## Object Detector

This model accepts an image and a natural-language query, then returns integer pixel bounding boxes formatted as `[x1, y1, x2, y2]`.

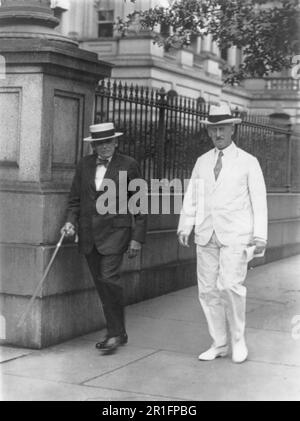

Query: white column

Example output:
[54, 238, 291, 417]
[196, 36, 202, 54]
[228, 46, 237, 66]
[201, 34, 212, 52]
[83, 0, 94, 38]
[211, 40, 219, 56]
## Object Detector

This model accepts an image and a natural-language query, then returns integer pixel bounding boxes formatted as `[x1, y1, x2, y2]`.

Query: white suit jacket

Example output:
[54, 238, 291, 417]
[178, 142, 268, 246]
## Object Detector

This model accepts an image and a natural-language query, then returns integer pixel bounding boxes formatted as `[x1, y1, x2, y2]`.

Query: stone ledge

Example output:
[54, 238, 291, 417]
[0, 289, 104, 349]
[0, 259, 196, 348]
[1, 42, 112, 82]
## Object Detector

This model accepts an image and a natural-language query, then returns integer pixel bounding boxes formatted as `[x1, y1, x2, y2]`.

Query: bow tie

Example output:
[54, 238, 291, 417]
[96, 157, 109, 167]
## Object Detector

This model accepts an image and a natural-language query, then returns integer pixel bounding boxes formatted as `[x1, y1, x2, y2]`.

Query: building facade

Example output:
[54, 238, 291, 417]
[52, 0, 300, 126]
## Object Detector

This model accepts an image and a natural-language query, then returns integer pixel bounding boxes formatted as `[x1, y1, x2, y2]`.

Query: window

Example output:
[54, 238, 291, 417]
[236, 48, 242, 67]
[97, 10, 114, 38]
[221, 48, 228, 62]
[160, 22, 170, 37]
[188, 34, 198, 52]
[196, 96, 206, 111]
[167, 89, 178, 103]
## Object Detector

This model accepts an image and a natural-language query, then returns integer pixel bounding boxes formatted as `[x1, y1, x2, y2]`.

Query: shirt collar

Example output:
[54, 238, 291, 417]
[97, 154, 113, 163]
[214, 141, 236, 157]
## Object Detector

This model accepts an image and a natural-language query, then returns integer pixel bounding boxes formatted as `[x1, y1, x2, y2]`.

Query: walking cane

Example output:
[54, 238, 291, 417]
[17, 232, 66, 328]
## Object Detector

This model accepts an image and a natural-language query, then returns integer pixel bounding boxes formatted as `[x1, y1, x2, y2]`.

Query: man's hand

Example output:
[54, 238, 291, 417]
[178, 232, 190, 247]
[248, 238, 266, 255]
[127, 240, 141, 259]
[61, 222, 76, 238]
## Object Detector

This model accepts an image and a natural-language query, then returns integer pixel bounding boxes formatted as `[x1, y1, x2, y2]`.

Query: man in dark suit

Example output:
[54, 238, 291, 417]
[61, 122, 147, 353]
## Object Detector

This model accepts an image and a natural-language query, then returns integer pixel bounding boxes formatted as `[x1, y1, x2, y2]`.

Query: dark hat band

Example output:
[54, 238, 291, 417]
[208, 114, 235, 123]
[91, 129, 115, 139]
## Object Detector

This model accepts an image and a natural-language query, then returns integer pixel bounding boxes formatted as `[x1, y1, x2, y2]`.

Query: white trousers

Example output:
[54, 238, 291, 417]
[196, 232, 248, 347]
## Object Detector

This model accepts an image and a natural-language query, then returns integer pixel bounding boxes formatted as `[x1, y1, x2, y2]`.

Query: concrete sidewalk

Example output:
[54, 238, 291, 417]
[1, 255, 300, 401]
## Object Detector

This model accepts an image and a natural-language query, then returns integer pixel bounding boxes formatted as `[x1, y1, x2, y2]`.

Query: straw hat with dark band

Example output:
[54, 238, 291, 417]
[199, 104, 242, 125]
[84, 122, 123, 142]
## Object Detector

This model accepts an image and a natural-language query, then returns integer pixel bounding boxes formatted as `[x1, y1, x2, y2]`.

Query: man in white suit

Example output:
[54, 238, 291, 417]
[177, 104, 268, 363]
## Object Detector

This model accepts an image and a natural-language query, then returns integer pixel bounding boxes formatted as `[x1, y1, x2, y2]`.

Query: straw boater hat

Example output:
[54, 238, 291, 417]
[84, 122, 123, 142]
[199, 104, 242, 125]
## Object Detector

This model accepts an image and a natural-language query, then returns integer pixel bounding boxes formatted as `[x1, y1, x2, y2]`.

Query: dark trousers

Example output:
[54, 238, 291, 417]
[86, 246, 125, 337]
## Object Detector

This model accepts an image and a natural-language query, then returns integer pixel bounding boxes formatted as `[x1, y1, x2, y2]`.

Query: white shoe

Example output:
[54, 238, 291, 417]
[198, 345, 229, 361]
[232, 338, 248, 363]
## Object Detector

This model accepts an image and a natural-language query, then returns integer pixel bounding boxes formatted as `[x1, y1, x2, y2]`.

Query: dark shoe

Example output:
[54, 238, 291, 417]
[120, 332, 128, 345]
[101, 336, 121, 353]
[96, 333, 128, 350]
[95, 336, 110, 350]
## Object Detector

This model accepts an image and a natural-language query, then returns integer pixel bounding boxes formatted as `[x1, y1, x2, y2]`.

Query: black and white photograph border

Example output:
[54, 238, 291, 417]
[0, 0, 300, 404]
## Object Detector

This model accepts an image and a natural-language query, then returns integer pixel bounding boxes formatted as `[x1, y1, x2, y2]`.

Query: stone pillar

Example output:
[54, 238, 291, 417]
[211, 40, 219, 56]
[227, 46, 237, 67]
[201, 34, 212, 52]
[195, 36, 201, 54]
[0, 0, 112, 348]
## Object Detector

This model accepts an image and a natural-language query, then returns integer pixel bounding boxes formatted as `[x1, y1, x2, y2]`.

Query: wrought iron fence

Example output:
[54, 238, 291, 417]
[95, 80, 292, 192]
[233, 113, 292, 192]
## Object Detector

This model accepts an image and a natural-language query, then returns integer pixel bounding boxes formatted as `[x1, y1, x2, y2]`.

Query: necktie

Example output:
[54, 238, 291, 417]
[214, 150, 223, 180]
[96, 157, 109, 167]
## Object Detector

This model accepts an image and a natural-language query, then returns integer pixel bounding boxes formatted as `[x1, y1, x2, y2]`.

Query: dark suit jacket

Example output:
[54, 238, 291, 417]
[66, 151, 147, 255]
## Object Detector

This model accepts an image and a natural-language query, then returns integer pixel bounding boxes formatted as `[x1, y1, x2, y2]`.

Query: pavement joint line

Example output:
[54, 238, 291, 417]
[1, 370, 181, 393]
[82, 384, 188, 401]
[244, 358, 300, 369]
[35, 338, 113, 352]
[0, 352, 36, 365]
[3, 351, 300, 389]
[246, 326, 295, 334]
[246, 298, 289, 305]
[83, 340, 162, 354]
[92, 346, 300, 367]
[80, 349, 162, 386]
[246, 326, 292, 334]
[57, 338, 207, 355]
[131, 343, 209, 354]
[86, 383, 207, 402]
[1, 373, 182, 403]
[284, 290, 300, 293]
[81, 384, 189, 401]
[126, 313, 206, 324]
[246, 308, 261, 315]
[0, 371, 100, 388]
[1, 349, 162, 386]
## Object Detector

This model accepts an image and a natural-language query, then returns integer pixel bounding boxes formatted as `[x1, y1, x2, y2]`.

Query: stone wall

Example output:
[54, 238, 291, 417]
[1, 186, 299, 348]
[0, 0, 111, 348]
